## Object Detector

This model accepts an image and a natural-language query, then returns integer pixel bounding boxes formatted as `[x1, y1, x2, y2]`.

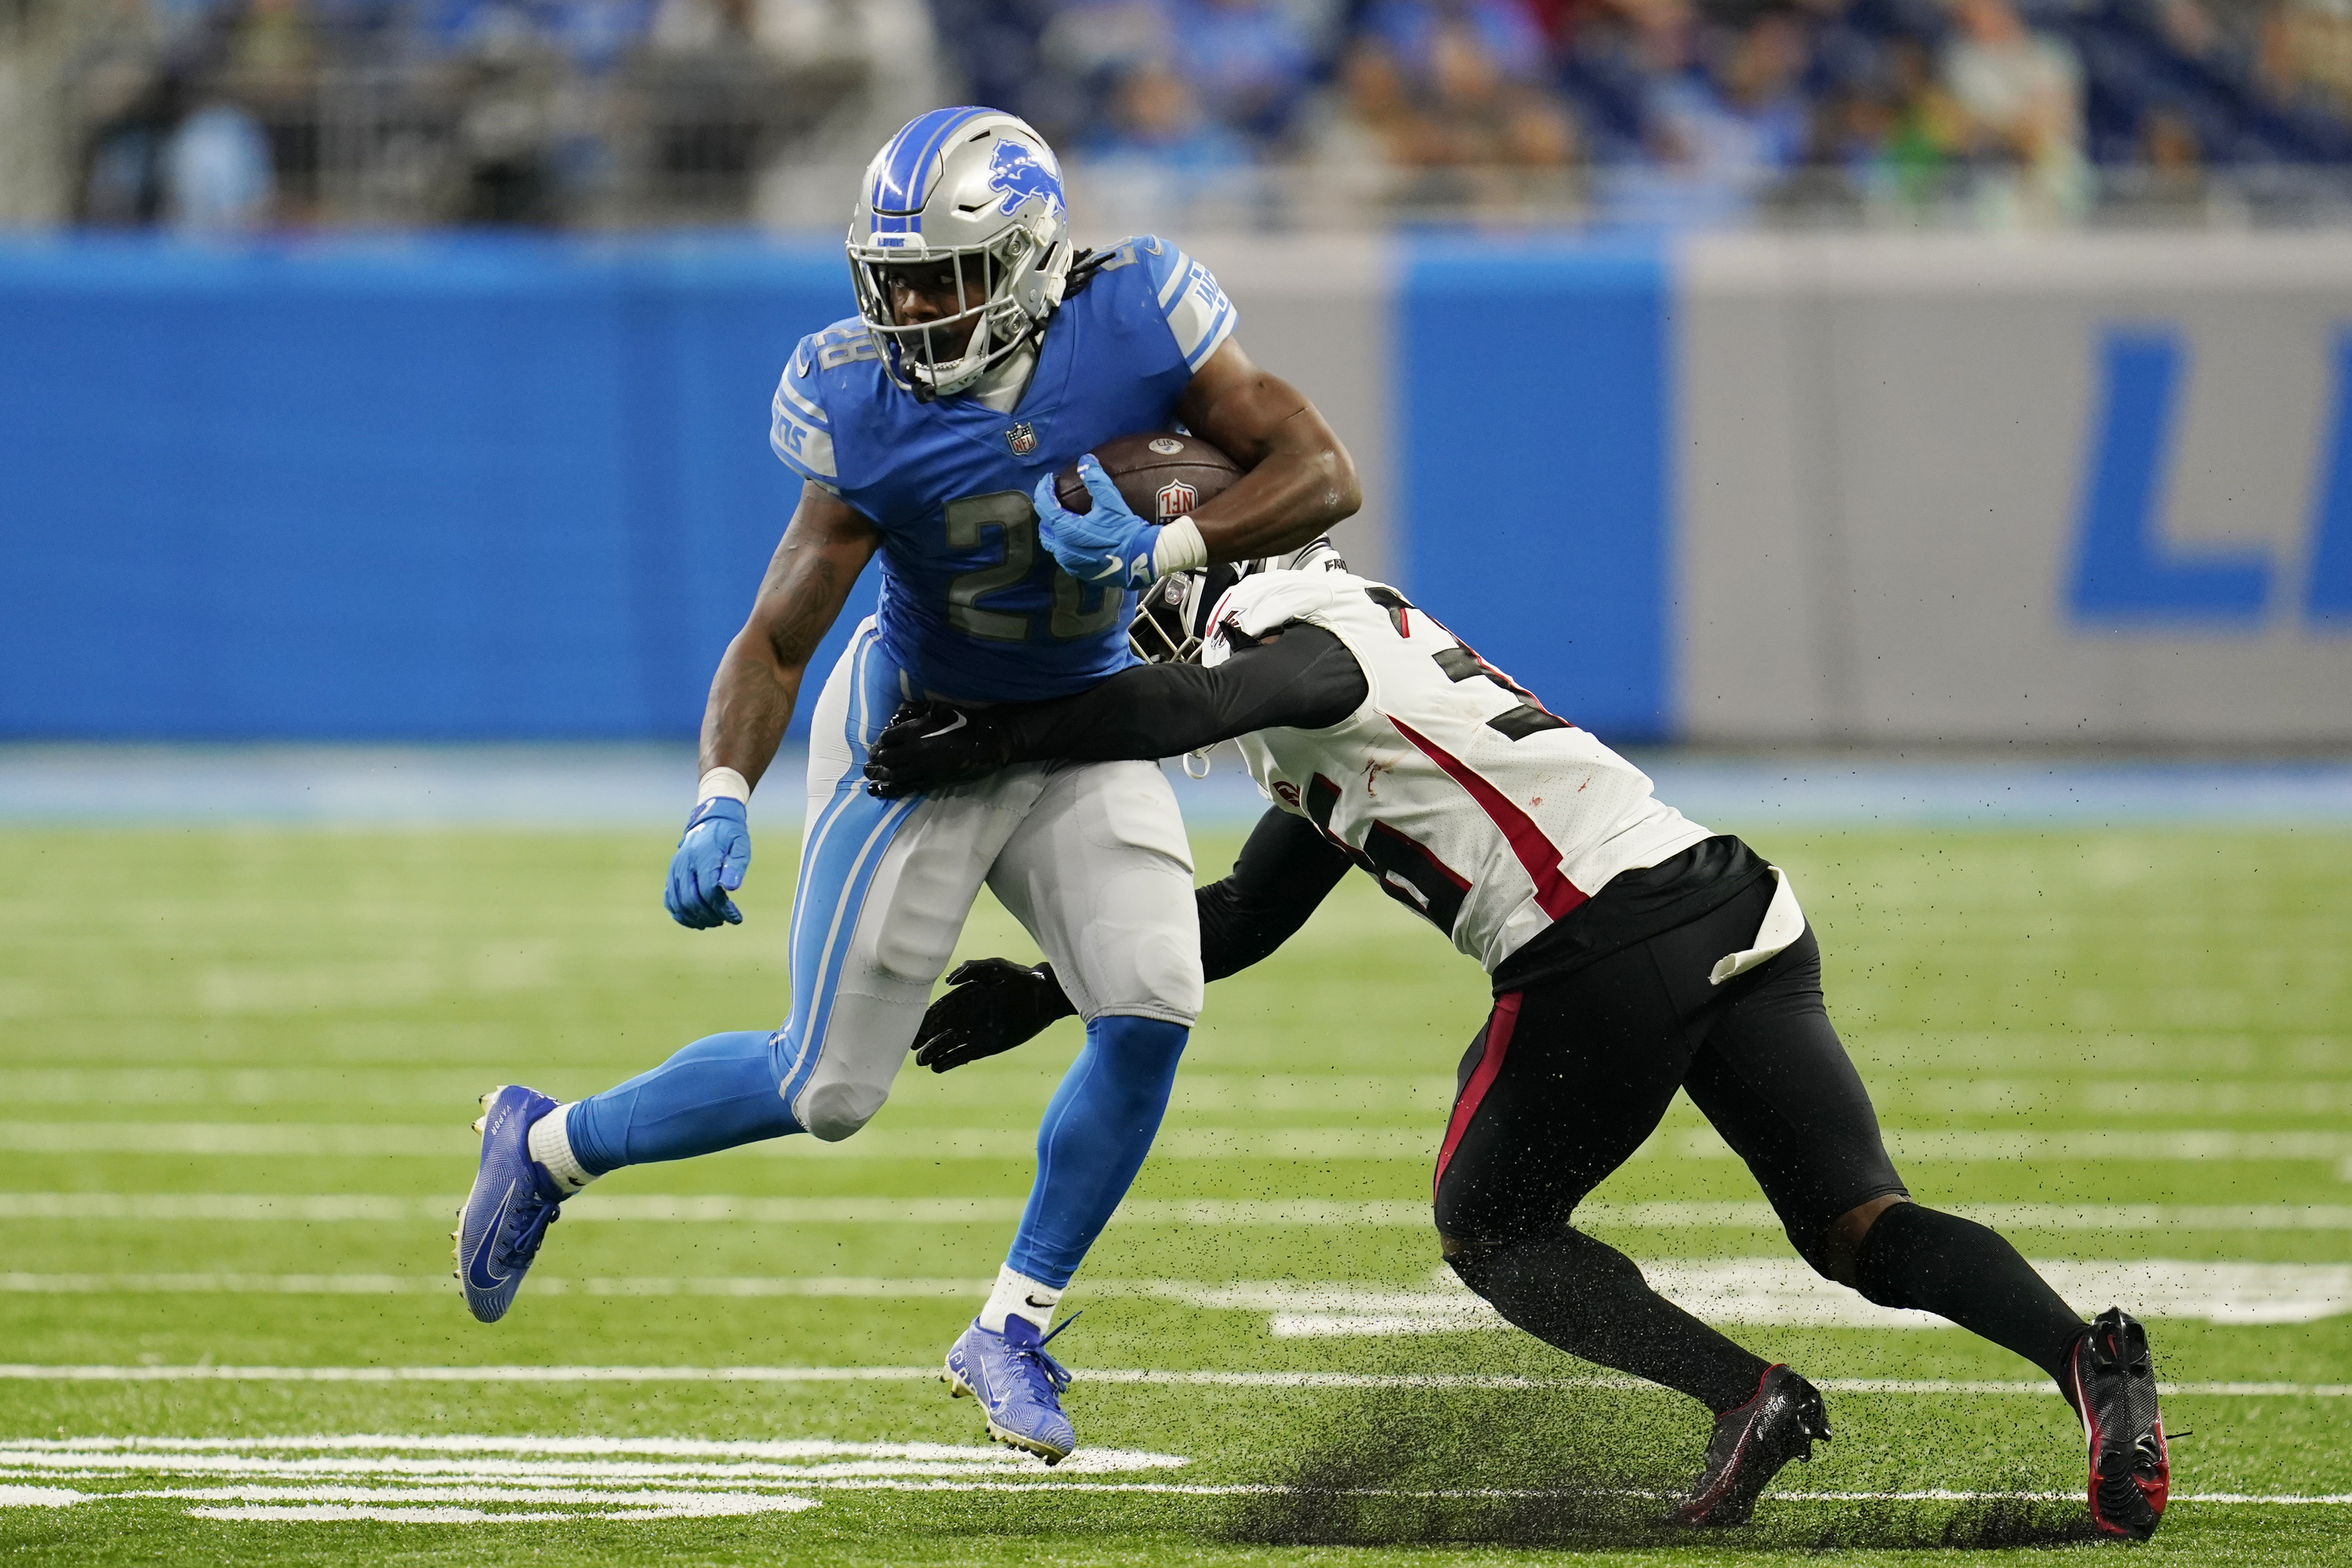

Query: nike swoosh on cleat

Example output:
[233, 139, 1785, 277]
[463, 1180, 517, 1292]
[1025, 1296, 1055, 1308]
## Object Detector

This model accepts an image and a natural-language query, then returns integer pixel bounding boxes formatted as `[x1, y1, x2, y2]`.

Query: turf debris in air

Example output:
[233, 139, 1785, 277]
[1217, 1381, 2104, 1550]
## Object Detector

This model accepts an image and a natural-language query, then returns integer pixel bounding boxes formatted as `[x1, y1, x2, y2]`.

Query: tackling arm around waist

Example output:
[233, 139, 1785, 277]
[994, 623, 1368, 764]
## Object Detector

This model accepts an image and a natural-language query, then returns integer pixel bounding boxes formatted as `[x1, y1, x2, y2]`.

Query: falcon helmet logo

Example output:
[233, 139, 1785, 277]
[1154, 479, 1198, 519]
[1005, 422, 1038, 456]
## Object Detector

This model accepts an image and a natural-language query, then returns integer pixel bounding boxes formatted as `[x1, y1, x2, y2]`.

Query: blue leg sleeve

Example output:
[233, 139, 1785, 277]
[564, 1030, 800, 1175]
[1003, 1015, 1189, 1289]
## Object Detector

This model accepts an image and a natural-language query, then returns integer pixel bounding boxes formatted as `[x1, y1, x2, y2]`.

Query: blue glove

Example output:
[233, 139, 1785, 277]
[1034, 454, 1159, 591]
[665, 797, 751, 929]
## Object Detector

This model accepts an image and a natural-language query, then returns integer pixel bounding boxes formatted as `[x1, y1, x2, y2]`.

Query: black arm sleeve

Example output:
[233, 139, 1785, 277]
[994, 625, 1367, 764]
[1196, 805, 1355, 983]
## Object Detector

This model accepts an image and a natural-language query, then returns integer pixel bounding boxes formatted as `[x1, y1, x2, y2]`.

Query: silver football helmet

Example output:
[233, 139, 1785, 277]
[1129, 537, 1348, 665]
[847, 107, 1075, 401]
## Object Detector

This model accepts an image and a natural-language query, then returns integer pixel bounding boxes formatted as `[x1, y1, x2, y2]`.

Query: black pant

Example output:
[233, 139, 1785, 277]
[1434, 875, 1909, 1272]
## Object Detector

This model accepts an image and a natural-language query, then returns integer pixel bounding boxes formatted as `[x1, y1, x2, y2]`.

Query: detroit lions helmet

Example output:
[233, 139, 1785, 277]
[1129, 538, 1349, 665]
[848, 107, 1075, 401]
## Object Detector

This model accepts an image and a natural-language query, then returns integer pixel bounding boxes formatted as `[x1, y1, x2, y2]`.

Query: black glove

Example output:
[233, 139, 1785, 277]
[863, 699, 1017, 798]
[911, 958, 1078, 1072]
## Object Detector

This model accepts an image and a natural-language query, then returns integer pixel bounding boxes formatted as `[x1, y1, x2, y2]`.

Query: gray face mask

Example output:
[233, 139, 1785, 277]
[1127, 539, 1349, 666]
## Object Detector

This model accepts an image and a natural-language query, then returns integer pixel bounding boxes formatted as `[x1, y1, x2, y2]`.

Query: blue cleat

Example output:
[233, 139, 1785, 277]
[453, 1084, 564, 1323]
[943, 1313, 1081, 1464]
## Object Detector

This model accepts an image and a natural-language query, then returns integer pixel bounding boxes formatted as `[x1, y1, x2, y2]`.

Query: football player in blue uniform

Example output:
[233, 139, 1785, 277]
[453, 107, 1359, 1463]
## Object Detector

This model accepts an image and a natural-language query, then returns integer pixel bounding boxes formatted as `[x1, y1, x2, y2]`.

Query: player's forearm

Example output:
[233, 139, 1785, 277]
[1197, 807, 1353, 981]
[995, 665, 1215, 763]
[996, 629, 1367, 764]
[697, 632, 805, 788]
[700, 486, 878, 789]
[1190, 408, 1359, 563]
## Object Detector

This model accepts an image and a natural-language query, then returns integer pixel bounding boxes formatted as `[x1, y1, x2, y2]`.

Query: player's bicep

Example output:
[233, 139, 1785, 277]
[1178, 339, 1347, 480]
[745, 483, 880, 672]
[1177, 338, 1278, 464]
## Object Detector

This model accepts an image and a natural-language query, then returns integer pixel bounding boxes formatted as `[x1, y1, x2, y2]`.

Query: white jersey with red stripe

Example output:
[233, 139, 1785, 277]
[1200, 569, 1714, 976]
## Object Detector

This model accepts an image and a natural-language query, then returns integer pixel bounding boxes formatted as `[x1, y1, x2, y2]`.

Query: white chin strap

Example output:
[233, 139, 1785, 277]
[915, 303, 1033, 399]
[914, 320, 992, 396]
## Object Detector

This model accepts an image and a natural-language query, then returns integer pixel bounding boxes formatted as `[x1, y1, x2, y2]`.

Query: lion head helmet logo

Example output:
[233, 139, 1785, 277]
[985, 139, 1063, 218]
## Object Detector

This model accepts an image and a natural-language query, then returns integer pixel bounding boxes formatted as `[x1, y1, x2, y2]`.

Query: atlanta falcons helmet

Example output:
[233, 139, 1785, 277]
[1129, 538, 1349, 665]
[847, 107, 1075, 401]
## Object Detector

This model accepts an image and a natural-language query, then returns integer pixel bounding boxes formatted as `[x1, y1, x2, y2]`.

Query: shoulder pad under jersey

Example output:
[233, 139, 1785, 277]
[1097, 234, 1239, 375]
[770, 319, 880, 492]
[1202, 570, 1358, 667]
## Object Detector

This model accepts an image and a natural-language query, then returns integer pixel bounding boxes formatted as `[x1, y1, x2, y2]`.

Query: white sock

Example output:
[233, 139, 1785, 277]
[979, 1265, 1061, 1334]
[526, 1103, 594, 1197]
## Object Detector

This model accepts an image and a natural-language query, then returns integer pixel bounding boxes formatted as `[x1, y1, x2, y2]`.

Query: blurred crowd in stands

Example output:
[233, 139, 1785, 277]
[4, 0, 2352, 232]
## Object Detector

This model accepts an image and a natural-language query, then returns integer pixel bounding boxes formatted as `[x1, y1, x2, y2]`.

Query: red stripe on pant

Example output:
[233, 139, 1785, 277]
[1433, 990, 1524, 1199]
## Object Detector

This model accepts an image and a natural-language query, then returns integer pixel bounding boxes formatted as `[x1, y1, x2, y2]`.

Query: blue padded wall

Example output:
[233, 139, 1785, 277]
[0, 234, 1678, 743]
[1398, 239, 1670, 742]
[0, 236, 871, 740]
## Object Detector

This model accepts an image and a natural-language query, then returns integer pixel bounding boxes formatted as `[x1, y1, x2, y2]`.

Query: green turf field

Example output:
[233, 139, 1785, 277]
[1, 821, 2349, 1565]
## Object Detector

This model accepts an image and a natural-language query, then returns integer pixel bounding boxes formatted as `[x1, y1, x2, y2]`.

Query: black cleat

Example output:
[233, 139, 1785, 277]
[1665, 1364, 1830, 1527]
[2066, 1307, 2169, 1541]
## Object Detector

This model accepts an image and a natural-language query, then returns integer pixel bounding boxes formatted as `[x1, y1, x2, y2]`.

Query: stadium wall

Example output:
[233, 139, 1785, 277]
[3, 231, 2349, 745]
[0, 236, 868, 742]
[1678, 232, 2352, 748]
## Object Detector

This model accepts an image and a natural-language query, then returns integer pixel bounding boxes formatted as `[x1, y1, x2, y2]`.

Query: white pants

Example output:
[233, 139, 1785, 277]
[777, 619, 1203, 1141]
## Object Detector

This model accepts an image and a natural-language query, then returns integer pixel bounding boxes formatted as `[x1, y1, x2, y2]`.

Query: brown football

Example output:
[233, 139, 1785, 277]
[1053, 431, 1242, 523]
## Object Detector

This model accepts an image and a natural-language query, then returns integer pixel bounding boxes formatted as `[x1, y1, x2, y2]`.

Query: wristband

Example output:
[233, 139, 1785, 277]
[1152, 514, 1208, 577]
[696, 766, 751, 806]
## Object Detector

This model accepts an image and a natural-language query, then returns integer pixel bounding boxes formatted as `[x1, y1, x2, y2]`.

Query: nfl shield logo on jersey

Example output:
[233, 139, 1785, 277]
[1005, 423, 1038, 456]
[1154, 479, 1198, 519]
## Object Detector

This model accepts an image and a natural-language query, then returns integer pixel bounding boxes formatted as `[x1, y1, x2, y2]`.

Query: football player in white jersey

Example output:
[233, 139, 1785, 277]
[862, 544, 2171, 1541]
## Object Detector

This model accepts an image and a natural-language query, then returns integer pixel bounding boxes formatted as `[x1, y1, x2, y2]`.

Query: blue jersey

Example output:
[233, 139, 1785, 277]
[769, 236, 1238, 703]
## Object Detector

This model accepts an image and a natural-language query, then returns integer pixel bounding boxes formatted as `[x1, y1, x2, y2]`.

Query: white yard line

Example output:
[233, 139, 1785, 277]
[0, 1450, 1187, 1481]
[9, 1260, 2351, 1327]
[7, 1193, 2352, 1229]
[0, 1123, 1438, 1161]
[1, 1364, 2345, 1395]
[0, 1070, 1460, 1112]
[8, 1121, 2352, 1163]
[0, 1273, 993, 1297]
[1, 1434, 1179, 1462]
[1581, 1202, 2352, 1231]
[0, 1193, 1027, 1223]
[3, 1434, 2348, 1525]
[10, 1482, 2352, 1513]
[1262, 1261, 2352, 1331]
